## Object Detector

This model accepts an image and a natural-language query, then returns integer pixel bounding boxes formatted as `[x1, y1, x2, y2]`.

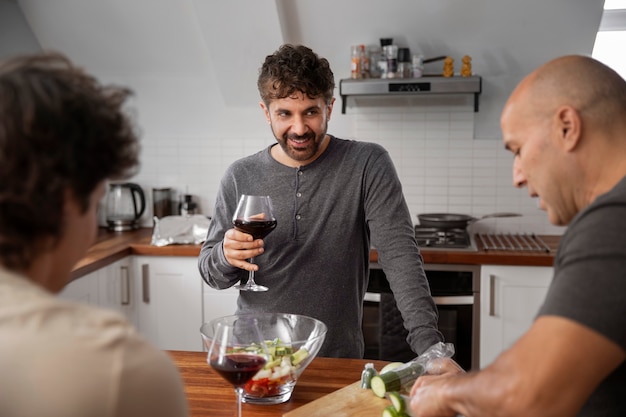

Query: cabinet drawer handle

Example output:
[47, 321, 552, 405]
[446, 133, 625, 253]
[121, 266, 130, 305]
[489, 274, 496, 317]
[142, 264, 150, 303]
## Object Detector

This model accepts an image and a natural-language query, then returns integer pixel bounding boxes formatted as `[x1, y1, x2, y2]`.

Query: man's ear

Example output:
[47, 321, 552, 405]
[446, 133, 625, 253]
[326, 97, 336, 121]
[555, 105, 582, 152]
[260, 101, 271, 124]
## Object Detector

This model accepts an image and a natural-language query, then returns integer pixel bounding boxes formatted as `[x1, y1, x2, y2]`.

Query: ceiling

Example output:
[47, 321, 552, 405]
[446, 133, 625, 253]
[14, 0, 605, 136]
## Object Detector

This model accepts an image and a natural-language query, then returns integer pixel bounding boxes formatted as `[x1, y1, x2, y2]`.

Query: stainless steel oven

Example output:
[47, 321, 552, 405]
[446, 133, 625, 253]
[363, 263, 480, 371]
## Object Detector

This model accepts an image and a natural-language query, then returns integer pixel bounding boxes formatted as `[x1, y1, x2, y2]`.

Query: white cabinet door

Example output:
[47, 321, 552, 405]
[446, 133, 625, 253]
[203, 283, 239, 323]
[133, 256, 204, 352]
[59, 269, 101, 304]
[97, 257, 137, 326]
[480, 265, 553, 368]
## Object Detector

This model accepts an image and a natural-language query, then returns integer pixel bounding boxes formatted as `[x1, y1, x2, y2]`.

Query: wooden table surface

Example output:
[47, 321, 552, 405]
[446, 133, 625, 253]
[167, 350, 389, 417]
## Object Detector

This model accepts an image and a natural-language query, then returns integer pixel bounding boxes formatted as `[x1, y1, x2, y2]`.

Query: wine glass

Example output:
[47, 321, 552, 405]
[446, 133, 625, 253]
[232, 195, 277, 292]
[202, 318, 268, 417]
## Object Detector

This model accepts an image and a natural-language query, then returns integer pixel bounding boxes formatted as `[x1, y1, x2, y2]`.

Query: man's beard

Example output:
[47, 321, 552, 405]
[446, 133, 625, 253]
[276, 129, 326, 162]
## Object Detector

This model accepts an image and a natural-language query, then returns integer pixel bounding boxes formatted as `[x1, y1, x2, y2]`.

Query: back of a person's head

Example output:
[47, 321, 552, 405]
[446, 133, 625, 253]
[532, 55, 626, 131]
[0, 52, 140, 270]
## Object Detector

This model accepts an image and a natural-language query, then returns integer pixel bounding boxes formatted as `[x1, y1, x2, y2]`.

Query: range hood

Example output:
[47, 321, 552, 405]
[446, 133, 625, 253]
[339, 76, 482, 114]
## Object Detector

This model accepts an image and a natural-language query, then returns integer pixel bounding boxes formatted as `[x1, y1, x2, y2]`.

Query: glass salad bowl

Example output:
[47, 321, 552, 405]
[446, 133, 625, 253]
[200, 312, 328, 404]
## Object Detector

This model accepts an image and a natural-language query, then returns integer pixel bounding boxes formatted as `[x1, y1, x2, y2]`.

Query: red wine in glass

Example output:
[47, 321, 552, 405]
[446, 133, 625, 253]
[202, 318, 269, 417]
[232, 195, 277, 292]
[233, 219, 277, 240]
[210, 353, 267, 387]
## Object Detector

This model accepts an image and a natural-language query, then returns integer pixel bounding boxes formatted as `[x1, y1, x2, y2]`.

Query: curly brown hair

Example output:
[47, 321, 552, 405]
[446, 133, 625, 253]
[0, 52, 140, 270]
[257, 44, 335, 106]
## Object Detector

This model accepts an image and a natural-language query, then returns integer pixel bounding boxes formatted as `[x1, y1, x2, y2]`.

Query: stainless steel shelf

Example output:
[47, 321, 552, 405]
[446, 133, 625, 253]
[339, 75, 482, 113]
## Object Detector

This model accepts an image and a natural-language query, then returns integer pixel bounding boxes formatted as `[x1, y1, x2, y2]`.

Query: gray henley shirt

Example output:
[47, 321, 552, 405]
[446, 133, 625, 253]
[199, 136, 443, 357]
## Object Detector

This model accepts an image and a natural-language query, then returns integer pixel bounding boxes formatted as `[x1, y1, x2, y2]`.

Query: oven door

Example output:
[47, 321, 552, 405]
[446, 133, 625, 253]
[433, 295, 475, 371]
[364, 264, 479, 370]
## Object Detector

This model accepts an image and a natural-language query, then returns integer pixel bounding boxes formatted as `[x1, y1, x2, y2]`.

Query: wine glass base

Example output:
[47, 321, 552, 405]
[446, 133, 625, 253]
[234, 283, 268, 292]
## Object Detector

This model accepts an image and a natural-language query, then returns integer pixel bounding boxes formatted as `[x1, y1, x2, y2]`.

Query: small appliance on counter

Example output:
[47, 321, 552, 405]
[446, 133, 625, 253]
[179, 194, 198, 216]
[105, 182, 146, 231]
[152, 187, 173, 219]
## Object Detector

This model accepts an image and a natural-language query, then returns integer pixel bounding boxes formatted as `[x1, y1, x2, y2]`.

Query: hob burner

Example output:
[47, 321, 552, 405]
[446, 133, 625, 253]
[415, 226, 471, 249]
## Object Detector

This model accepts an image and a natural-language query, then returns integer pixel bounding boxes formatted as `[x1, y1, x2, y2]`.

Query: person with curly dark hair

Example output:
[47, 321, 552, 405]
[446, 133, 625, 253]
[0, 52, 189, 417]
[199, 44, 443, 358]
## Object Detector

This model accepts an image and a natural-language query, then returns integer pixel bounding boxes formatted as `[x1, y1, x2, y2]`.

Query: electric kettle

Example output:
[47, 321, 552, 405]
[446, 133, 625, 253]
[105, 182, 146, 231]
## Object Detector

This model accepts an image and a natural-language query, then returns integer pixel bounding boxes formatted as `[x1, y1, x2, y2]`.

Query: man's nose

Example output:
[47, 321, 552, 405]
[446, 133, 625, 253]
[512, 159, 526, 188]
[291, 115, 308, 135]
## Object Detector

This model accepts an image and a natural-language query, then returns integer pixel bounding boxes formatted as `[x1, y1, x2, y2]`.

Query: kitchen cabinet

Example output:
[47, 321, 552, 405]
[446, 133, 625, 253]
[97, 257, 137, 325]
[132, 256, 204, 351]
[479, 265, 553, 368]
[59, 268, 100, 304]
[60, 257, 137, 326]
[203, 282, 238, 324]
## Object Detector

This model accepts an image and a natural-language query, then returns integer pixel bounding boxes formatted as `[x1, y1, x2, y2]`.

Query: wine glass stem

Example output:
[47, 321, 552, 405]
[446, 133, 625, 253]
[235, 387, 244, 417]
[246, 258, 255, 287]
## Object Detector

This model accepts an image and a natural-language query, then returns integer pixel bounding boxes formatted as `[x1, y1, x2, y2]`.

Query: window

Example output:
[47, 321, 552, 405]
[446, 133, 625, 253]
[592, 0, 626, 77]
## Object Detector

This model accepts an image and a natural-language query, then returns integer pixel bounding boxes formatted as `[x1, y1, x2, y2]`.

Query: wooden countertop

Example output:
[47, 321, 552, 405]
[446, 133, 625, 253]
[72, 227, 558, 280]
[166, 350, 388, 417]
[70, 227, 200, 279]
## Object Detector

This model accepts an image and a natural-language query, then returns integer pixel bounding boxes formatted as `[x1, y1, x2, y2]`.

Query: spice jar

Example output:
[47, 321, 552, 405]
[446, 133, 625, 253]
[397, 47, 411, 78]
[351, 45, 362, 79]
[383, 44, 398, 78]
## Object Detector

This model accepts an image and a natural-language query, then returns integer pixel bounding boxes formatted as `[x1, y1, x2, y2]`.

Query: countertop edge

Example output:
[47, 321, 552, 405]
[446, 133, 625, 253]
[71, 228, 557, 280]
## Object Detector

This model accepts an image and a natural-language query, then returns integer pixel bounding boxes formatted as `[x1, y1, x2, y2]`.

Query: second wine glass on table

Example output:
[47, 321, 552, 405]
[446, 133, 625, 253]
[232, 195, 277, 292]
[200, 318, 269, 417]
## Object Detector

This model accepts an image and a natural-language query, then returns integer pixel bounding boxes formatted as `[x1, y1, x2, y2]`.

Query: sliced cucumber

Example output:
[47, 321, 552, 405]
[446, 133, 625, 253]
[371, 362, 425, 398]
[290, 347, 309, 365]
[371, 374, 400, 398]
[263, 358, 282, 370]
[380, 362, 404, 374]
[387, 391, 405, 413]
[382, 405, 399, 417]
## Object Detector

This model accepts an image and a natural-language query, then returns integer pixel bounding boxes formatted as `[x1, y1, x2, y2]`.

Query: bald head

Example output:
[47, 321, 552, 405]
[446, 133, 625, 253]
[501, 56, 626, 226]
[504, 55, 626, 134]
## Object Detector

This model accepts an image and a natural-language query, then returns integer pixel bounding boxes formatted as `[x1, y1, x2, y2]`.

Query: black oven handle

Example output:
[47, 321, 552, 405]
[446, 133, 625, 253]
[432, 295, 474, 305]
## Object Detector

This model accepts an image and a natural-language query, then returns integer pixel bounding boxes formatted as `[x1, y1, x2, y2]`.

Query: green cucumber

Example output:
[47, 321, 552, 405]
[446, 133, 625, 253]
[263, 358, 282, 370]
[388, 391, 405, 413]
[370, 362, 425, 397]
[371, 374, 400, 397]
[290, 347, 309, 365]
[382, 405, 399, 417]
[380, 362, 403, 374]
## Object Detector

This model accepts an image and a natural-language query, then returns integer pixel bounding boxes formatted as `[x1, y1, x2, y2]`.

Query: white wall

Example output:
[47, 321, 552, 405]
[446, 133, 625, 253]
[0, 0, 41, 55]
[6, 0, 605, 235]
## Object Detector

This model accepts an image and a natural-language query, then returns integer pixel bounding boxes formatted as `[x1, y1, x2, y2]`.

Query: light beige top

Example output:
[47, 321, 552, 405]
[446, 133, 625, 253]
[0, 267, 189, 417]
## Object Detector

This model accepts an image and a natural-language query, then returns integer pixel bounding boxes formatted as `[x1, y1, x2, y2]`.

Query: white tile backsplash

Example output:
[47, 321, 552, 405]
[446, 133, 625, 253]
[129, 100, 565, 236]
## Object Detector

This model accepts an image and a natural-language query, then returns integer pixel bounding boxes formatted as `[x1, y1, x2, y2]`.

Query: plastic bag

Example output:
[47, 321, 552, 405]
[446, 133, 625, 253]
[151, 214, 211, 247]
[405, 342, 455, 375]
[414, 341, 456, 371]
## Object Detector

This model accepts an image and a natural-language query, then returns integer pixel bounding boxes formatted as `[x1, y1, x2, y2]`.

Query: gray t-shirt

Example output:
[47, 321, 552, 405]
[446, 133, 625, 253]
[539, 176, 626, 416]
[199, 136, 443, 358]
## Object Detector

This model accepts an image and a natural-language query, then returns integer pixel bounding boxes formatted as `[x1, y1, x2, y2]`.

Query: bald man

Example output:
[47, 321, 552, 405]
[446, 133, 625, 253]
[408, 55, 626, 417]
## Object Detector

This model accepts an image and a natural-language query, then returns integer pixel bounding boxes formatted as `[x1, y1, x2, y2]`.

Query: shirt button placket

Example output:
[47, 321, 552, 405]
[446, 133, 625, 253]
[296, 170, 303, 221]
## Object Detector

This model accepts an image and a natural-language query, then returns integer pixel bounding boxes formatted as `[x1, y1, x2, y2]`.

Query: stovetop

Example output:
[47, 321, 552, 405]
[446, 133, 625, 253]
[413, 226, 556, 253]
[414, 226, 475, 250]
